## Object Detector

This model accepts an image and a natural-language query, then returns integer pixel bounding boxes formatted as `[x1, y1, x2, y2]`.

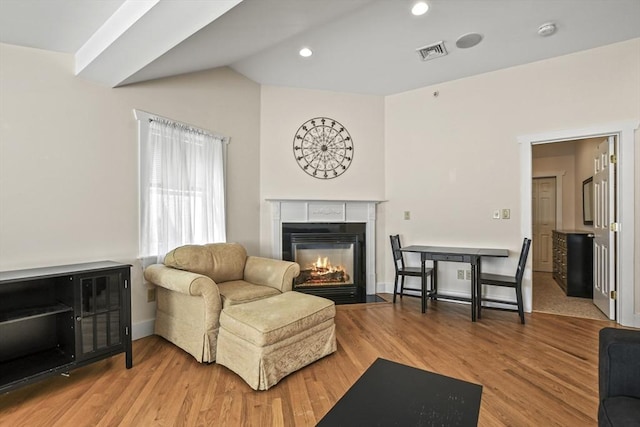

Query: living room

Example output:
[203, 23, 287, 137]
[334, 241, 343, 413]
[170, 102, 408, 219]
[1, 0, 639, 425]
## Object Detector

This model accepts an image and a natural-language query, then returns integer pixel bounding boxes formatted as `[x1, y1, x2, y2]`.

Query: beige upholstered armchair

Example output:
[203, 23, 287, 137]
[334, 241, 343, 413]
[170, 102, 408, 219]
[143, 243, 300, 363]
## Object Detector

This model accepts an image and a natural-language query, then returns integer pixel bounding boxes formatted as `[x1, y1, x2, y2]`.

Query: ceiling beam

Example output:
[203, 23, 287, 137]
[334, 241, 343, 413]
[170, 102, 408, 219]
[74, 0, 242, 87]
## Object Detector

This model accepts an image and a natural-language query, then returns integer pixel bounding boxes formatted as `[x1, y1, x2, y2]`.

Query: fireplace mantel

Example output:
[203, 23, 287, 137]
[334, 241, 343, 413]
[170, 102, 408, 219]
[267, 199, 384, 295]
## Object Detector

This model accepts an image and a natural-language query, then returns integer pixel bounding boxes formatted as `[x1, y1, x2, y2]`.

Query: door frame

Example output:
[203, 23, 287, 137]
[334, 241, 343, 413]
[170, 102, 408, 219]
[518, 120, 639, 328]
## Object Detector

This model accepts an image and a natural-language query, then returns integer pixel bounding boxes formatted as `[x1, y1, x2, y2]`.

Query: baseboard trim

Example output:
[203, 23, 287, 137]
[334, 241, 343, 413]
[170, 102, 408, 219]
[132, 318, 155, 341]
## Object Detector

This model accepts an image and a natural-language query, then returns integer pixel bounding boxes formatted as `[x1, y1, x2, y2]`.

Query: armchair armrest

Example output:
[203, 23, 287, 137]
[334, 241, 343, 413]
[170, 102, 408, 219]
[243, 257, 300, 293]
[599, 327, 640, 400]
[144, 264, 221, 303]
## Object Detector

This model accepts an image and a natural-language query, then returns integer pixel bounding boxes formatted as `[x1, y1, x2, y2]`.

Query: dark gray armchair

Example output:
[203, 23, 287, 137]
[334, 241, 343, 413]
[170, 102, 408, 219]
[598, 327, 640, 426]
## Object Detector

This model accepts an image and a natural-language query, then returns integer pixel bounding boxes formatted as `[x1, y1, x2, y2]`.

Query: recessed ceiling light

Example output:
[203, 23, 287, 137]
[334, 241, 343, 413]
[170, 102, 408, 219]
[299, 47, 313, 57]
[538, 22, 557, 37]
[456, 33, 483, 49]
[411, 1, 429, 16]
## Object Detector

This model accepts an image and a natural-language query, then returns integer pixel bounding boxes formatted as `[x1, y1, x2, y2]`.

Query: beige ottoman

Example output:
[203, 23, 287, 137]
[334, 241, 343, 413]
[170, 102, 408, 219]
[216, 291, 336, 390]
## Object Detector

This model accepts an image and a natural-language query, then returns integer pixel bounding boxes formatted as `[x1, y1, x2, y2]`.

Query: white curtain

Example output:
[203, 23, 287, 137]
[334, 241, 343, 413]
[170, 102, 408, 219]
[140, 119, 226, 262]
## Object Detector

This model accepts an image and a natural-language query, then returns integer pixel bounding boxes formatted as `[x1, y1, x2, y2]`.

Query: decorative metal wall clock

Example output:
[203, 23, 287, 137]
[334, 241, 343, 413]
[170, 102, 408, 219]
[293, 117, 353, 179]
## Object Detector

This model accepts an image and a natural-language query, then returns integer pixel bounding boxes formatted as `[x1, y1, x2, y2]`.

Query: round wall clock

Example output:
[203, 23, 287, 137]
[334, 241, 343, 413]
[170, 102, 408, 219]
[293, 117, 353, 179]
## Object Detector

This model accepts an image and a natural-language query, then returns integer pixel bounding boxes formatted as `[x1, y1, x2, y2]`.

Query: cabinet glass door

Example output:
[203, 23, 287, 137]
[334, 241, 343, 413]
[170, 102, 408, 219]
[77, 272, 122, 360]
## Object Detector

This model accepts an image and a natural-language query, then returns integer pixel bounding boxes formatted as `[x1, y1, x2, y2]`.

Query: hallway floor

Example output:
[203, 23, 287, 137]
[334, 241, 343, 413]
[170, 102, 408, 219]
[533, 271, 608, 320]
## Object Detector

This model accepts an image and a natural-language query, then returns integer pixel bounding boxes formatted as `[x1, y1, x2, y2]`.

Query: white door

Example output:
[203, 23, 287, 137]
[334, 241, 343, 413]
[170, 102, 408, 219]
[532, 177, 556, 272]
[593, 136, 616, 319]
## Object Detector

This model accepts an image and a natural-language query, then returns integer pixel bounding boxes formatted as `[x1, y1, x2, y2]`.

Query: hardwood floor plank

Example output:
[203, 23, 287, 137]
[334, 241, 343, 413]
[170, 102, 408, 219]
[0, 296, 621, 426]
[270, 397, 284, 427]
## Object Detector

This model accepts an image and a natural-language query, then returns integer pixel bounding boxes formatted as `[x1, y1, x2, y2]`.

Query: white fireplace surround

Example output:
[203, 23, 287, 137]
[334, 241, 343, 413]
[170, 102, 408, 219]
[267, 199, 382, 295]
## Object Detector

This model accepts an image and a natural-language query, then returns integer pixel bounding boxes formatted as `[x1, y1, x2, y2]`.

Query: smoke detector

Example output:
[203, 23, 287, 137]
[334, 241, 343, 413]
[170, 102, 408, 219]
[538, 22, 557, 37]
[416, 41, 447, 61]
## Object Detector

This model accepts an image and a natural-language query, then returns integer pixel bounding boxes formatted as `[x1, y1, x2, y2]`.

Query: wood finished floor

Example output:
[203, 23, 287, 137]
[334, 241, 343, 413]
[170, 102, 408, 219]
[0, 295, 620, 427]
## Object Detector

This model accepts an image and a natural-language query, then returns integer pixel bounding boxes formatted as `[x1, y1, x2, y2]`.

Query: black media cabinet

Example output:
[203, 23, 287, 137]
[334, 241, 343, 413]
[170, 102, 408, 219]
[0, 261, 132, 393]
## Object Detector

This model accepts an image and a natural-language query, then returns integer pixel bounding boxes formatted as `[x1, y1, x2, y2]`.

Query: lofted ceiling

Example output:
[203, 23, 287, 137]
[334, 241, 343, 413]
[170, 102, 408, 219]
[1, 0, 639, 95]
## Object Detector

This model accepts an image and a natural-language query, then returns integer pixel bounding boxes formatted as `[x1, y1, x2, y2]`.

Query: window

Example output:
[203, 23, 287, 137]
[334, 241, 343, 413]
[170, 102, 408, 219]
[135, 110, 227, 261]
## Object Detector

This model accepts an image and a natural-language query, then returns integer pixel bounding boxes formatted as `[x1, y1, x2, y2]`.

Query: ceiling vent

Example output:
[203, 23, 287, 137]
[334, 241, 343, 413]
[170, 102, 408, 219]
[416, 41, 447, 61]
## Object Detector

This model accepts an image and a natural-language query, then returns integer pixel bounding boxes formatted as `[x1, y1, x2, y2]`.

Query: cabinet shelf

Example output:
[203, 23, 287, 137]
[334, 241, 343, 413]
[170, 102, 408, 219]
[0, 303, 73, 325]
[0, 347, 74, 387]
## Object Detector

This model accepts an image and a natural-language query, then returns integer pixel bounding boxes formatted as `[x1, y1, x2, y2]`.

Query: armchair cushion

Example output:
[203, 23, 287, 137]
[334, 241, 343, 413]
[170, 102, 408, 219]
[599, 397, 640, 427]
[217, 280, 280, 307]
[598, 327, 640, 427]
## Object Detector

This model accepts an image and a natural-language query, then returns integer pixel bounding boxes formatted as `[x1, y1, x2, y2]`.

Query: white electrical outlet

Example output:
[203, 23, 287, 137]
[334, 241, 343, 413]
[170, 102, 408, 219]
[493, 210, 500, 219]
[457, 270, 465, 280]
[404, 211, 411, 220]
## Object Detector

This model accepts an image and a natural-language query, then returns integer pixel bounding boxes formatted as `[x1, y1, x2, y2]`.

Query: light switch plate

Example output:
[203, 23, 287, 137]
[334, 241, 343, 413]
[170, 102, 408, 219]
[493, 210, 500, 219]
[501, 208, 511, 219]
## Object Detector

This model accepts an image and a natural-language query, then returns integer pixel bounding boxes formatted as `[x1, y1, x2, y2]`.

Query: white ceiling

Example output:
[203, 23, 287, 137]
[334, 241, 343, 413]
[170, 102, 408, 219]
[1, 0, 639, 95]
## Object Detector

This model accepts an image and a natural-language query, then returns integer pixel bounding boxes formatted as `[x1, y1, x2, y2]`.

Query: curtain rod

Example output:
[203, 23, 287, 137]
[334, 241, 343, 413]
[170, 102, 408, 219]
[133, 109, 229, 143]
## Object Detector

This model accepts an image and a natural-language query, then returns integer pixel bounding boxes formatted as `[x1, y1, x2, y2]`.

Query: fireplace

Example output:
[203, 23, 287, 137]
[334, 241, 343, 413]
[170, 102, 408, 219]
[283, 224, 365, 303]
[268, 199, 382, 302]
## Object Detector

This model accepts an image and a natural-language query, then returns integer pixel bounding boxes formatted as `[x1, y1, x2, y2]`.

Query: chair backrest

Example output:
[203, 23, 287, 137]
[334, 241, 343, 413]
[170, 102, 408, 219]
[164, 242, 247, 283]
[515, 238, 532, 283]
[389, 235, 405, 271]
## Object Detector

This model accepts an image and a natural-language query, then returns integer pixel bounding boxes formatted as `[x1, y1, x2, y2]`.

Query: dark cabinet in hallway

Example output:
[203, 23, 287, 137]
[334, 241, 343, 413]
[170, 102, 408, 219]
[552, 230, 593, 298]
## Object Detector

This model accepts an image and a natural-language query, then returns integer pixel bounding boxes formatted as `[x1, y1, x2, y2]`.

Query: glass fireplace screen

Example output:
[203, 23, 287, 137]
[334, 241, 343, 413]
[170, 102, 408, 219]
[292, 237, 356, 287]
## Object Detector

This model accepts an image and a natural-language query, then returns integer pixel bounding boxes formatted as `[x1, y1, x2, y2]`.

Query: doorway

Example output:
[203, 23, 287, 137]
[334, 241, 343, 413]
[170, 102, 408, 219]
[531, 138, 610, 320]
[520, 120, 638, 327]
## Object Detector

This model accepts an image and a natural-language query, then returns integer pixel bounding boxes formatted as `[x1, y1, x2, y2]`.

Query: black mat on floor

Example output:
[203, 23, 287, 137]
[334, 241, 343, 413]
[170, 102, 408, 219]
[333, 294, 387, 305]
[365, 295, 387, 303]
[316, 358, 482, 427]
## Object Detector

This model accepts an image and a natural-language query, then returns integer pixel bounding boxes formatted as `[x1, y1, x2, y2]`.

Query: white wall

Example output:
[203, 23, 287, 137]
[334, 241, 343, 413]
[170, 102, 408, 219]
[533, 142, 577, 230]
[574, 137, 604, 230]
[384, 39, 640, 312]
[258, 85, 386, 263]
[0, 43, 261, 337]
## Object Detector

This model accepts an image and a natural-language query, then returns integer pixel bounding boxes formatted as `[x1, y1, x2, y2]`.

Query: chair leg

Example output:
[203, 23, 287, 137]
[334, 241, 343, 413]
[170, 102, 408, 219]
[400, 276, 405, 299]
[393, 274, 399, 303]
[428, 274, 435, 300]
[516, 285, 525, 324]
[477, 284, 482, 319]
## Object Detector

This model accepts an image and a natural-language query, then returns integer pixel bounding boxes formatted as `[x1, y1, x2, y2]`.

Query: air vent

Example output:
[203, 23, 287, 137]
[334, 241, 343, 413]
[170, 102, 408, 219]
[416, 41, 447, 61]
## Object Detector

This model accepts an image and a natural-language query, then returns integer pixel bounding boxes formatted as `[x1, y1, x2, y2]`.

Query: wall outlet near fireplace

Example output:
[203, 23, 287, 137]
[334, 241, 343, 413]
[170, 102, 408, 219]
[457, 270, 465, 280]
[404, 211, 411, 220]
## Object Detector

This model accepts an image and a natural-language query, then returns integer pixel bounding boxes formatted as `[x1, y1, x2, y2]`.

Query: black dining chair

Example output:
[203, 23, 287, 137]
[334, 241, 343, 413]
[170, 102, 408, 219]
[390, 235, 433, 304]
[477, 238, 531, 324]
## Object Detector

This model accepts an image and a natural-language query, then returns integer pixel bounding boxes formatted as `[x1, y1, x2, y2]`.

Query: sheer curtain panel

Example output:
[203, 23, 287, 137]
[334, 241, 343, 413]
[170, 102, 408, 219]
[140, 118, 226, 262]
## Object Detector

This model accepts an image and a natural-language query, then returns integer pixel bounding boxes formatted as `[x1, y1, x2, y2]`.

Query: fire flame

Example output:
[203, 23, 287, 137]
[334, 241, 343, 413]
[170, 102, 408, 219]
[311, 256, 342, 273]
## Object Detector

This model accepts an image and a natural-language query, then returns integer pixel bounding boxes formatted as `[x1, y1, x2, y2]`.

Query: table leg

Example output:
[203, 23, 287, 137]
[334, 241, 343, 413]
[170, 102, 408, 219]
[421, 255, 427, 313]
[431, 260, 438, 299]
[476, 257, 483, 320]
[471, 259, 478, 322]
